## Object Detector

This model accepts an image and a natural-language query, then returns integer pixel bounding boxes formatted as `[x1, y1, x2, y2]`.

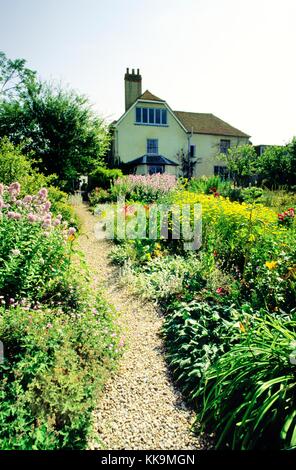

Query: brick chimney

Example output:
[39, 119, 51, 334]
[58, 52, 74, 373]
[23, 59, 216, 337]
[125, 68, 142, 111]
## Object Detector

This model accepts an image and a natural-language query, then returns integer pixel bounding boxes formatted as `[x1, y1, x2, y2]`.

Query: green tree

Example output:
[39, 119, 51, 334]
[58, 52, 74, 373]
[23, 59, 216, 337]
[0, 52, 110, 190]
[219, 144, 258, 185]
[0, 51, 36, 99]
[255, 139, 296, 188]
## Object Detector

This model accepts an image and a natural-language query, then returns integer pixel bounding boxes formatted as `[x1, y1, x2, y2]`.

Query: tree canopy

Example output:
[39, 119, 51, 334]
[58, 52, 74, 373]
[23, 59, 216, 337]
[0, 51, 110, 190]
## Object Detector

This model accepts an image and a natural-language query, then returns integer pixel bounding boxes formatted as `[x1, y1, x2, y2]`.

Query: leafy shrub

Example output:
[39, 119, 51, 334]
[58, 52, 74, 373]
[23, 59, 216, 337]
[0, 138, 32, 184]
[162, 301, 254, 399]
[197, 313, 296, 449]
[0, 294, 120, 449]
[0, 183, 76, 303]
[89, 187, 112, 206]
[0, 182, 121, 449]
[120, 254, 205, 301]
[171, 191, 296, 311]
[188, 176, 232, 195]
[111, 174, 177, 203]
[89, 166, 123, 190]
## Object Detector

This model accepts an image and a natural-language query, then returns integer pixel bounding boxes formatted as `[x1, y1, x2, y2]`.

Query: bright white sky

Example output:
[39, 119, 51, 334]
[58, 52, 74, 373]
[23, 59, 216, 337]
[1, 0, 295, 144]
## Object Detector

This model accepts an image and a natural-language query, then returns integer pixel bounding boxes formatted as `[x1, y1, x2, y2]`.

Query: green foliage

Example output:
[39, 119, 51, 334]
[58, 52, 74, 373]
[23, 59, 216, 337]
[188, 176, 232, 195]
[162, 301, 250, 399]
[89, 166, 123, 190]
[198, 313, 296, 449]
[110, 174, 177, 203]
[0, 50, 36, 99]
[0, 182, 120, 449]
[0, 138, 32, 184]
[219, 144, 258, 184]
[0, 70, 110, 190]
[0, 297, 119, 449]
[258, 143, 296, 187]
[88, 187, 112, 206]
[0, 184, 75, 304]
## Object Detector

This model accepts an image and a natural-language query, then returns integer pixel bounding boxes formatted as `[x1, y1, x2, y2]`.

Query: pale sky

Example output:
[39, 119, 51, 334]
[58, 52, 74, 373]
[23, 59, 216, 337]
[1, 0, 295, 144]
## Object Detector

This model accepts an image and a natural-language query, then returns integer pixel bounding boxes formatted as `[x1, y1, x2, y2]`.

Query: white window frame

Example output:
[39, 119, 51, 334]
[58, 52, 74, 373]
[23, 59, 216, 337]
[147, 139, 159, 155]
[135, 107, 168, 126]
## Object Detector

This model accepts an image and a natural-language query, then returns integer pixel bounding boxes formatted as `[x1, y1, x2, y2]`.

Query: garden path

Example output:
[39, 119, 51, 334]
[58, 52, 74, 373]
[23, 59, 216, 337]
[75, 203, 205, 450]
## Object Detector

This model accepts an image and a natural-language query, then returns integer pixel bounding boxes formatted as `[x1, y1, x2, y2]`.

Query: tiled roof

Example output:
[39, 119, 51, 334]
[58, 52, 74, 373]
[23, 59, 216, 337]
[124, 155, 178, 166]
[137, 90, 165, 102]
[174, 111, 250, 137]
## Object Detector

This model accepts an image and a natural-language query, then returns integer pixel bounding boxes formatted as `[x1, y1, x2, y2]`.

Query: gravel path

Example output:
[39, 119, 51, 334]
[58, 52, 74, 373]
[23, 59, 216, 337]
[75, 203, 205, 450]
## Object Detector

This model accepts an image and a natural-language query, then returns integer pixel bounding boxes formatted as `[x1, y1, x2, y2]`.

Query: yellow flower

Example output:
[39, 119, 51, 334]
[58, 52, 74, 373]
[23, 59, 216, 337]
[249, 234, 256, 242]
[265, 261, 277, 270]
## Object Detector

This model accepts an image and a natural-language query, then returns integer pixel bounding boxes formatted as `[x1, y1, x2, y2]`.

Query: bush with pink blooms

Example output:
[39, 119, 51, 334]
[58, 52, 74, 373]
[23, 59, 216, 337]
[111, 173, 177, 203]
[0, 181, 120, 449]
[0, 182, 77, 304]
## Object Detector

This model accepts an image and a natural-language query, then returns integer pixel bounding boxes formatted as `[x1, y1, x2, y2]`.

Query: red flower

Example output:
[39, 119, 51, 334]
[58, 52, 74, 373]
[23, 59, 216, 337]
[216, 287, 224, 295]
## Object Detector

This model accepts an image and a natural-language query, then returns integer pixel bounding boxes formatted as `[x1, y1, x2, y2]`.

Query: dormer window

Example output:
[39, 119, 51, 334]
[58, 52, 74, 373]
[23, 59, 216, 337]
[135, 107, 167, 126]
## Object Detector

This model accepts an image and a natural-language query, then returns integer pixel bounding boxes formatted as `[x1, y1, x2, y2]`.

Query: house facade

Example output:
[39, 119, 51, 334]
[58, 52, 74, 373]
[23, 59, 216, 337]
[111, 69, 250, 176]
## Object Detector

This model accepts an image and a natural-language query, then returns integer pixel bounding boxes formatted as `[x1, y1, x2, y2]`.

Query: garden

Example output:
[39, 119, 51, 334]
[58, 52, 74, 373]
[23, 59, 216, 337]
[95, 172, 296, 450]
[1, 49, 296, 451]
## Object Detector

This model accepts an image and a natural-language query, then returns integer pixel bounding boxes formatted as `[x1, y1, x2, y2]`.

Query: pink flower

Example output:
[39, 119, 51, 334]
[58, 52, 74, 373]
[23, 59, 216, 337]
[68, 227, 76, 236]
[46, 323, 53, 329]
[43, 201, 51, 211]
[28, 213, 37, 223]
[7, 211, 21, 220]
[216, 287, 224, 295]
[38, 188, 48, 199]
[9, 182, 21, 196]
[23, 195, 33, 203]
[118, 336, 125, 348]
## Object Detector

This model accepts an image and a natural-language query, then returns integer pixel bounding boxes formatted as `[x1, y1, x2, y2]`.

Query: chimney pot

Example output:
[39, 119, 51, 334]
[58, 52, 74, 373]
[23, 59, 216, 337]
[132, 68, 135, 74]
[126, 67, 129, 73]
[137, 68, 140, 75]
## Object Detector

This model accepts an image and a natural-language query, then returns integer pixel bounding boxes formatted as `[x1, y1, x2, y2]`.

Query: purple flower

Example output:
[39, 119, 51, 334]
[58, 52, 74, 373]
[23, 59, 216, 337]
[28, 213, 37, 223]
[9, 182, 21, 196]
[23, 195, 33, 203]
[38, 188, 48, 199]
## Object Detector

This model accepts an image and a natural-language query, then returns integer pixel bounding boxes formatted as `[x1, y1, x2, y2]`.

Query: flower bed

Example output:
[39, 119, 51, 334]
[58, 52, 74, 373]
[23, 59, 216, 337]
[0, 182, 119, 449]
[110, 187, 296, 449]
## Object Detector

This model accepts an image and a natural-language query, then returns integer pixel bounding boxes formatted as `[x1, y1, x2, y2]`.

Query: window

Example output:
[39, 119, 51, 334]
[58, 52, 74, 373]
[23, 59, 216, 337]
[142, 108, 148, 124]
[135, 107, 167, 126]
[148, 165, 164, 174]
[136, 107, 141, 123]
[214, 165, 229, 179]
[148, 108, 154, 123]
[147, 139, 158, 155]
[190, 145, 196, 158]
[220, 139, 231, 154]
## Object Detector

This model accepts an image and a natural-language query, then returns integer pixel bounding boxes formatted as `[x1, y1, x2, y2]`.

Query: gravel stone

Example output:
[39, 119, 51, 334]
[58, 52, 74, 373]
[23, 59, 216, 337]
[75, 203, 209, 450]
